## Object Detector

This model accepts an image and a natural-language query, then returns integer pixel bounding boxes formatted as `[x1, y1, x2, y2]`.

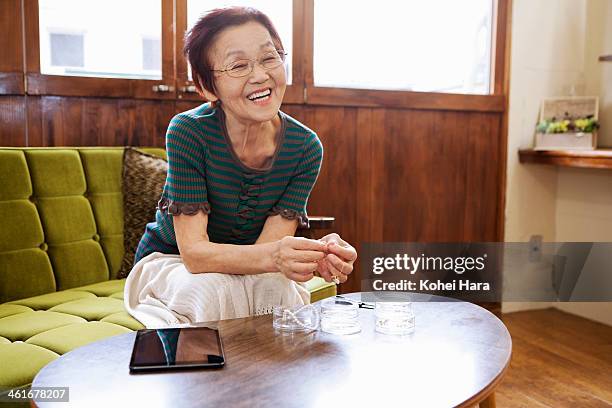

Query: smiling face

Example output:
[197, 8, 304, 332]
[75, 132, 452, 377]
[203, 22, 287, 125]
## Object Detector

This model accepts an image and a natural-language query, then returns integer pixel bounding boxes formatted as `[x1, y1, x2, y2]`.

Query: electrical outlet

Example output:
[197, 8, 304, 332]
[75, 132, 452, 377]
[529, 235, 542, 262]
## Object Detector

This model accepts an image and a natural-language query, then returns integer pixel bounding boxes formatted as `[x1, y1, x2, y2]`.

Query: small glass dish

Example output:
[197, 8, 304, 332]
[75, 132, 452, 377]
[320, 298, 361, 335]
[375, 302, 415, 335]
[273, 304, 320, 332]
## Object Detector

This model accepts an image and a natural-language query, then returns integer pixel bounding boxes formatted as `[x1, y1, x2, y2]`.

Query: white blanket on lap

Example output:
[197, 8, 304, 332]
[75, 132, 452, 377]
[124, 252, 310, 328]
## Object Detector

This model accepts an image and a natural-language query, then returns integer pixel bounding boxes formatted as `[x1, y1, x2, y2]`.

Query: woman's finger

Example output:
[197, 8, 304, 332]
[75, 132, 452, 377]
[316, 259, 334, 282]
[330, 233, 348, 246]
[291, 249, 326, 263]
[327, 262, 349, 283]
[320, 233, 349, 247]
[290, 261, 319, 275]
[286, 271, 314, 283]
[327, 242, 357, 262]
[289, 237, 327, 252]
[327, 253, 353, 276]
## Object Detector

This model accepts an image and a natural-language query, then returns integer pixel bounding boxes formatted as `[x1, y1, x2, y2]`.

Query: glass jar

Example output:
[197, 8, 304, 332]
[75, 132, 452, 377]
[375, 301, 415, 335]
[320, 298, 361, 335]
[273, 304, 320, 332]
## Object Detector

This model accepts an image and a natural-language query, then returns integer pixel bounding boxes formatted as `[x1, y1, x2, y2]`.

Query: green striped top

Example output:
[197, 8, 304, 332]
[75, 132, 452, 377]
[134, 103, 323, 264]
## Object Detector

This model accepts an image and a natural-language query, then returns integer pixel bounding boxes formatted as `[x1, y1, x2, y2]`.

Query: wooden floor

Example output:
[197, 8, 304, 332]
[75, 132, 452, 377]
[494, 308, 612, 408]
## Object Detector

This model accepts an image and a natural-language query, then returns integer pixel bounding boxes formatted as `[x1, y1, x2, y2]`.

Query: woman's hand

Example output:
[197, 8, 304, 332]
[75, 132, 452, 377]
[316, 233, 358, 284]
[273, 236, 327, 282]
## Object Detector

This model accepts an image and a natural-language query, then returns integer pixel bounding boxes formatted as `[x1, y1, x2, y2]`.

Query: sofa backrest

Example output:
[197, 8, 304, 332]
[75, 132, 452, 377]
[0, 147, 166, 303]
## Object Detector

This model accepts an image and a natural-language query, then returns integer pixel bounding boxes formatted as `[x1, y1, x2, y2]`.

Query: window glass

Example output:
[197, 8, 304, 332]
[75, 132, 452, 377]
[50, 33, 84, 67]
[314, 0, 493, 94]
[142, 38, 162, 71]
[187, 1, 293, 84]
[39, 0, 162, 79]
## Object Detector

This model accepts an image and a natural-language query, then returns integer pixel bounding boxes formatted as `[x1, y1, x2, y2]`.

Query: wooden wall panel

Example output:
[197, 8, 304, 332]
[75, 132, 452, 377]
[40, 97, 66, 146]
[284, 105, 358, 246]
[124, 100, 175, 147]
[11, 97, 177, 147]
[430, 111, 470, 240]
[280, 105, 503, 292]
[374, 109, 502, 243]
[0, 96, 26, 146]
[383, 109, 433, 241]
[175, 101, 201, 114]
[283, 104, 360, 292]
[355, 108, 385, 244]
[464, 113, 502, 241]
[311, 106, 359, 291]
[82, 99, 120, 146]
[27, 96, 42, 145]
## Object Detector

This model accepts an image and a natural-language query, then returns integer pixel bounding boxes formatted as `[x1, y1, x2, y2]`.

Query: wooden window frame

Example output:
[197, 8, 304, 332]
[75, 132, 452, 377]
[174, 0, 305, 104]
[301, 0, 509, 113]
[0, 0, 25, 95]
[12, 0, 510, 112]
[22, 0, 176, 100]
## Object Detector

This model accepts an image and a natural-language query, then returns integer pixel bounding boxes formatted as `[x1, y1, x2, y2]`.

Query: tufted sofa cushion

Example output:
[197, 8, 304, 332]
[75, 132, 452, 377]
[0, 277, 335, 392]
[0, 147, 336, 393]
[0, 147, 167, 304]
[0, 279, 141, 389]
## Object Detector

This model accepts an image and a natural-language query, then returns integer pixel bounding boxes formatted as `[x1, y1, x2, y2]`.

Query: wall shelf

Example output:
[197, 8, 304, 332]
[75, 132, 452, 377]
[599, 55, 612, 62]
[519, 149, 612, 169]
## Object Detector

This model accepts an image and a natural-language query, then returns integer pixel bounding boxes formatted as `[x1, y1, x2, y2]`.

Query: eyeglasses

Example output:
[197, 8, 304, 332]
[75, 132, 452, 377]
[212, 50, 287, 78]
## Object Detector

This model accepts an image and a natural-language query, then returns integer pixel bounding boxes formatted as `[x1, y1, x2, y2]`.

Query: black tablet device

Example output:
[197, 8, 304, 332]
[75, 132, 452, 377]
[129, 326, 225, 372]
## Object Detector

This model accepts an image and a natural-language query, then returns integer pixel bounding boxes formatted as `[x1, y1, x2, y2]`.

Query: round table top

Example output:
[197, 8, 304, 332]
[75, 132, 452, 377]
[32, 292, 512, 408]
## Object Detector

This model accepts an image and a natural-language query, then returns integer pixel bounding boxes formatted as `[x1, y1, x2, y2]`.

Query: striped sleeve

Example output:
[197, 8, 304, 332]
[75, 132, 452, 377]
[158, 114, 211, 216]
[269, 131, 323, 228]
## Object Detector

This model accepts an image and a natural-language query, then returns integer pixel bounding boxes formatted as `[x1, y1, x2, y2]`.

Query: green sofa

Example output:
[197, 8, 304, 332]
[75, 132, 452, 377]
[0, 147, 336, 392]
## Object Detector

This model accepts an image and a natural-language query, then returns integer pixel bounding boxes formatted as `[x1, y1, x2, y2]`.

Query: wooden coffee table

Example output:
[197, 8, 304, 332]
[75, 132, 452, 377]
[32, 292, 511, 407]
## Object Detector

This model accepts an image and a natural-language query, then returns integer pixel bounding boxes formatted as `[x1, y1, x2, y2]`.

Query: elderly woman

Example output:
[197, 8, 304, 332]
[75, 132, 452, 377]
[125, 7, 357, 327]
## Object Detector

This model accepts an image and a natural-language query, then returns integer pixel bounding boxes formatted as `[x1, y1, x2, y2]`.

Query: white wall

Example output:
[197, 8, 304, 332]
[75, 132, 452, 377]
[503, 0, 612, 325]
[587, 0, 612, 147]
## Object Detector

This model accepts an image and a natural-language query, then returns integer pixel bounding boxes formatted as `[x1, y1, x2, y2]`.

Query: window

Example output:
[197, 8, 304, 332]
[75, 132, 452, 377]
[142, 38, 162, 72]
[38, 0, 162, 79]
[19, 0, 507, 107]
[313, 0, 494, 94]
[186, 0, 293, 84]
[49, 33, 84, 67]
